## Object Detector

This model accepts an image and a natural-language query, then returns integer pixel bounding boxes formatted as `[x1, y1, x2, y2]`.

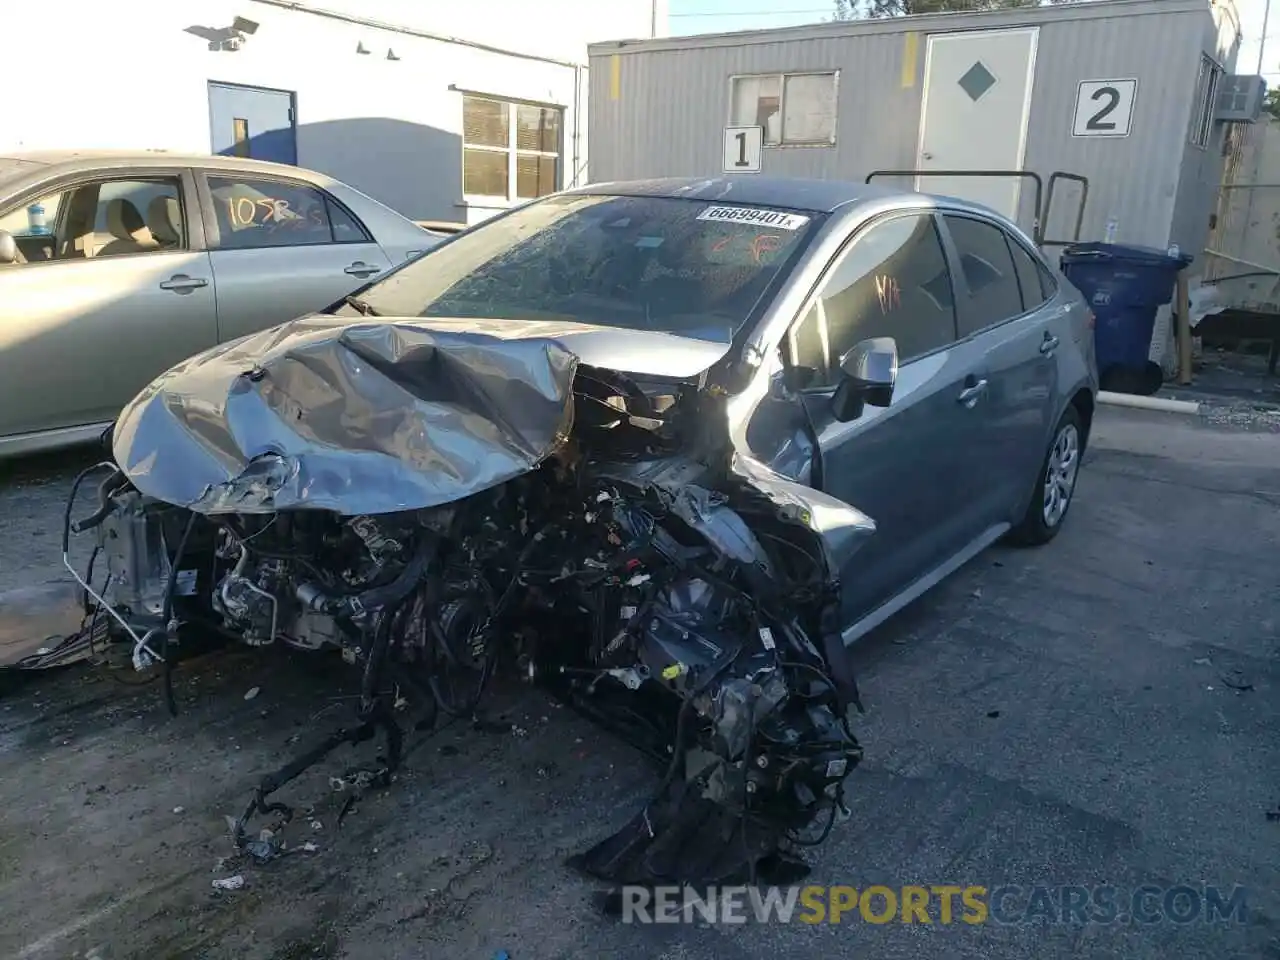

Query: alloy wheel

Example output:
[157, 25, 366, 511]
[1042, 422, 1080, 528]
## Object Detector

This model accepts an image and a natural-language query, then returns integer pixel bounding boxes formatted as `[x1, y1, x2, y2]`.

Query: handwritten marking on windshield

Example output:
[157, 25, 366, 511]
[750, 234, 782, 263]
[708, 233, 782, 263]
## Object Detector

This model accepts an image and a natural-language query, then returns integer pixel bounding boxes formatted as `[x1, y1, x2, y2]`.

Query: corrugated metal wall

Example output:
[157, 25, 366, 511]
[590, 32, 920, 184]
[589, 0, 1224, 251]
[1021, 9, 1209, 249]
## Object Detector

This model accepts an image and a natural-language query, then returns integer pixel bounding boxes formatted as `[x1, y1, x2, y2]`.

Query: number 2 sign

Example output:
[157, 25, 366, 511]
[723, 126, 763, 173]
[1072, 79, 1138, 138]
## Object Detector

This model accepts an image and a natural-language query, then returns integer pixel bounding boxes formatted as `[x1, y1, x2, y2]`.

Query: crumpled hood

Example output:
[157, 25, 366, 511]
[111, 314, 733, 516]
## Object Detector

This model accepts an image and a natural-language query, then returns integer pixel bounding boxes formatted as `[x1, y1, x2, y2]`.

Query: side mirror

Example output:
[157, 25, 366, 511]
[831, 336, 899, 423]
[0, 230, 17, 265]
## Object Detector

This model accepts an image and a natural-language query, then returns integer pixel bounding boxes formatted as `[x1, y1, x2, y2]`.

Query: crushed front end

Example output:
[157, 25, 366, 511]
[68, 316, 873, 889]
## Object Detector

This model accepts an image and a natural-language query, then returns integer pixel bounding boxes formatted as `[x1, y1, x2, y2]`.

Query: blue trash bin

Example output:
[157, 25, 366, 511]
[1059, 242, 1193, 387]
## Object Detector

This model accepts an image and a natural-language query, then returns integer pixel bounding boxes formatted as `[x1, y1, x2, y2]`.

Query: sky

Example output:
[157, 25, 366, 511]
[668, 0, 1279, 81]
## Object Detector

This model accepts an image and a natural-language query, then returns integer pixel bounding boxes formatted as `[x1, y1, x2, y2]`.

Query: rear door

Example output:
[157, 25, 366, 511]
[750, 211, 987, 626]
[939, 212, 1061, 526]
[0, 169, 217, 438]
[197, 171, 394, 342]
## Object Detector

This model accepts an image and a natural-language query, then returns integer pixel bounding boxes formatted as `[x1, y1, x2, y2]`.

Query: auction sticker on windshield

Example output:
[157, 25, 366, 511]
[697, 206, 811, 231]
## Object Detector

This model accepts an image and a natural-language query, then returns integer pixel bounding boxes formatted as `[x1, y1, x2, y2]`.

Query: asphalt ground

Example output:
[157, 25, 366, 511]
[0, 403, 1275, 960]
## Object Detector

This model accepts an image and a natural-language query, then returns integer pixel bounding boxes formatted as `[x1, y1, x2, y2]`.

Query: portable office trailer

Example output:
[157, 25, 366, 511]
[589, 0, 1245, 264]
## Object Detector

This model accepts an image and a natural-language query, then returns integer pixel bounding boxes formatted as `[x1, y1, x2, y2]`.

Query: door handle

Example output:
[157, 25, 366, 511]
[1040, 334, 1060, 356]
[159, 274, 208, 294]
[344, 261, 380, 278]
[957, 378, 988, 408]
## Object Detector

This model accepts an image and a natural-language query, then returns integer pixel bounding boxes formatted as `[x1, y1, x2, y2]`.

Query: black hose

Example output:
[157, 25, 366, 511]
[778, 659, 840, 697]
[160, 512, 199, 717]
[788, 802, 839, 847]
[62, 463, 120, 556]
[342, 534, 437, 617]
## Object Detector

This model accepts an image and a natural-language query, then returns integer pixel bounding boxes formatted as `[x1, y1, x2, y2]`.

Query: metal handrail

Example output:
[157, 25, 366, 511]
[864, 168, 1092, 249]
[1042, 172, 1090, 248]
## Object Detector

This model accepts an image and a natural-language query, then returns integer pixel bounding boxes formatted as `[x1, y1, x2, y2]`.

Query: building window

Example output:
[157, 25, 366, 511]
[730, 72, 838, 147]
[1190, 54, 1224, 149]
[463, 94, 562, 201]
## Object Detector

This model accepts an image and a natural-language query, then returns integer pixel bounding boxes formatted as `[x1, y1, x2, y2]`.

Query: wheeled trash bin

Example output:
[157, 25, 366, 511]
[1060, 242, 1193, 395]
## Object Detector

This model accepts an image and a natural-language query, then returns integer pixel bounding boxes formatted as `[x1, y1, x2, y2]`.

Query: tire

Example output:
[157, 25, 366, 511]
[1006, 405, 1084, 547]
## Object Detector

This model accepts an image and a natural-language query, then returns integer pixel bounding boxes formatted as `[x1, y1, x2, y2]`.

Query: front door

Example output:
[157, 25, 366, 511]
[209, 81, 298, 165]
[745, 212, 986, 628]
[0, 172, 218, 437]
[917, 28, 1039, 221]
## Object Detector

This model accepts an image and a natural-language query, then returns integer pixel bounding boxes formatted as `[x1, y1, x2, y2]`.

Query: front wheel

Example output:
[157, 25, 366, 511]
[1006, 405, 1083, 547]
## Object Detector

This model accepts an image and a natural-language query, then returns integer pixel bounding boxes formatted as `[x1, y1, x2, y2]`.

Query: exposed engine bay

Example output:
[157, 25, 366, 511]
[66, 317, 874, 889]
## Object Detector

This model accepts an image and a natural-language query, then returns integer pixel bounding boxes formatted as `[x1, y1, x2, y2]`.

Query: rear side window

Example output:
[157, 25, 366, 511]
[944, 215, 1024, 337]
[1007, 236, 1050, 311]
[327, 198, 370, 244]
[1038, 260, 1059, 301]
[207, 175, 370, 250]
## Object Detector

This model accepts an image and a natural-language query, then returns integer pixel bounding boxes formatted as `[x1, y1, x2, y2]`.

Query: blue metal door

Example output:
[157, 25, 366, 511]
[208, 82, 297, 165]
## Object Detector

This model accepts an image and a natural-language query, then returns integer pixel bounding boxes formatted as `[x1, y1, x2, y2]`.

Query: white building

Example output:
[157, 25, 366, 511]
[3, 0, 666, 225]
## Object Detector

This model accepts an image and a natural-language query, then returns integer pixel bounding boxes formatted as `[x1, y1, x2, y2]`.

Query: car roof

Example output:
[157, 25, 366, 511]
[0, 150, 338, 192]
[565, 175, 918, 214]
[565, 175, 1037, 242]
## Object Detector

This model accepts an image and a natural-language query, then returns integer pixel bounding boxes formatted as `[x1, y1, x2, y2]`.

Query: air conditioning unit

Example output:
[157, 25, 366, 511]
[1215, 75, 1267, 123]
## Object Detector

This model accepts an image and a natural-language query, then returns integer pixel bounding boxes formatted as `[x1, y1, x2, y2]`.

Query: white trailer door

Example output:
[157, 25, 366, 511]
[916, 28, 1039, 221]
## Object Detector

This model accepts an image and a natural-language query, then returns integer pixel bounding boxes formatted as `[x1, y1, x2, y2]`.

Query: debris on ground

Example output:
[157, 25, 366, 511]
[337, 795, 357, 828]
[329, 770, 378, 792]
[172, 806, 185, 814]
[1220, 669, 1253, 692]
[244, 838, 281, 863]
[244, 686, 260, 701]
[212, 875, 245, 891]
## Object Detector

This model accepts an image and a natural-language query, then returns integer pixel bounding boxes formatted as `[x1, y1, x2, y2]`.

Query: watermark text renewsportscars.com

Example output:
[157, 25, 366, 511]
[620, 883, 1249, 926]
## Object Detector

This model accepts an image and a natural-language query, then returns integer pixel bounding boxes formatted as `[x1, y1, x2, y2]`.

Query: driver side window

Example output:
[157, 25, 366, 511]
[789, 213, 958, 386]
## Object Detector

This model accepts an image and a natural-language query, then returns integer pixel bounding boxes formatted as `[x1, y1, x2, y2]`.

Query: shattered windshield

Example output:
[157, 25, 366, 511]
[355, 194, 820, 339]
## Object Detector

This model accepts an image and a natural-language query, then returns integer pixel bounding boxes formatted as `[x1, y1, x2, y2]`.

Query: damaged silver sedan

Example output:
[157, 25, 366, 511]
[65, 176, 1097, 888]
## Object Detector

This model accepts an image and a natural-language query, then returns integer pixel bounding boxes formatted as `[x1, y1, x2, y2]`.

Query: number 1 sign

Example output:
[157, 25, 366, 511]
[723, 126, 763, 173]
[1072, 79, 1138, 138]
